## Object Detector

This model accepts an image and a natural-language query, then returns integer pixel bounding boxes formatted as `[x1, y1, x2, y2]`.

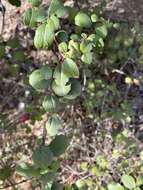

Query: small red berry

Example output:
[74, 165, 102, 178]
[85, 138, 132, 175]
[19, 113, 30, 123]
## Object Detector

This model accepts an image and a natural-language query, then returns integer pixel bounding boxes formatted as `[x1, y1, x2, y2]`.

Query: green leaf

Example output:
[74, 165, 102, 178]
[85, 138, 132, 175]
[50, 161, 60, 172]
[42, 95, 59, 113]
[48, 0, 67, 18]
[9, 64, 20, 77]
[8, 0, 21, 7]
[87, 34, 96, 42]
[64, 185, 72, 190]
[23, 8, 45, 27]
[91, 14, 98, 22]
[96, 24, 108, 38]
[75, 12, 92, 28]
[34, 23, 55, 49]
[16, 163, 40, 177]
[81, 52, 93, 64]
[39, 172, 55, 184]
[46, 18, 57, 32]
[69, 40, 80, 52]
[58, 42, 68, 53]
[46, 115, 62, 136]
[96, 154, 109, 169]
[133, 188, 141, 190]
[32, 146, 54, 168]
[13, 50, 25, 61]
[23, 8, 33, 26]
[108, 183, 124, 190]
[64, 79, 81, 100]
[39, 65, 53, 80]
[80, 42, 93, 54]
[50, 15, 60, 31]
[76, 179, 86, 188]
[49, 135, 69, 157]
[53, 65, 69, 86]
[121, 174, 136, 189]
[0, 166, 12, 181]
[70, 34, 80, 41]
[7, 37, 19, 48]
[28, 0, 42, 7]
[62, 58, 79, 78]
[52, 63, 71, 97]
[44, 183, 52, 190]
[136, 176, 143, 186]
[67, 40, 80, 59]
[67, 7, 78, 22]
[0, 44, 5, 59]
[51, 181, 63, 190]
[29, 65, 52, 90]
[52, 81, 71, 96]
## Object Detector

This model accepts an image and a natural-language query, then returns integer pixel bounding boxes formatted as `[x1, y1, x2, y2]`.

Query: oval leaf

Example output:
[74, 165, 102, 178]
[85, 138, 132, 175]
[53, 65, 69, 86]
[23, 8, 45, 27]
[64, 79, 81, 100]
[96, 24, 108, 39]
[48, 0, 67, 18]
[34, 23, 55, 49]
[121, 174, 136, 189]
[50, 14, 60, 31]
[51, 181, 63, 190]
[108, 183, 124, 190]
[8, 0, 21, 7]
[52, 81, 71, 97]
[0, 166, 12, 181]
[62, 58, 79, 78]
[46, 115, 62, 136]
[42, 95, 59, 113]
[29, 65, 52, 90]
[49, 135, 69, 157]
[58, 42, 68, 53]
[39, 172, 55, 184]
[75, 12, 92, 28]
[32, 146, 54, 168]
[16, 163, 40, 177]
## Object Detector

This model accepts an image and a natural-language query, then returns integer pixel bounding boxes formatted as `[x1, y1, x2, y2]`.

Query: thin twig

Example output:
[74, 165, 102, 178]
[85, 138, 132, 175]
[41, 126, 47, 146]
[0, 178, 32, 189]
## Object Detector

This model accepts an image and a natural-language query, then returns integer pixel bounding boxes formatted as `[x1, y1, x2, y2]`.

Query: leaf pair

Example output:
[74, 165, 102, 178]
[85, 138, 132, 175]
[42, 94, 62, 137]
[32, 135, 69, 169]
[34, 15, 60, 49]
[52, 58, 79, 97]
[17, 135, 69, 180]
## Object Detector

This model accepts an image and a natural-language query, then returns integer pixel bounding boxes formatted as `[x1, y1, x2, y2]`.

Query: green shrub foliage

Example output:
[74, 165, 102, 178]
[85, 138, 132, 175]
[14, 0, 109, 188]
